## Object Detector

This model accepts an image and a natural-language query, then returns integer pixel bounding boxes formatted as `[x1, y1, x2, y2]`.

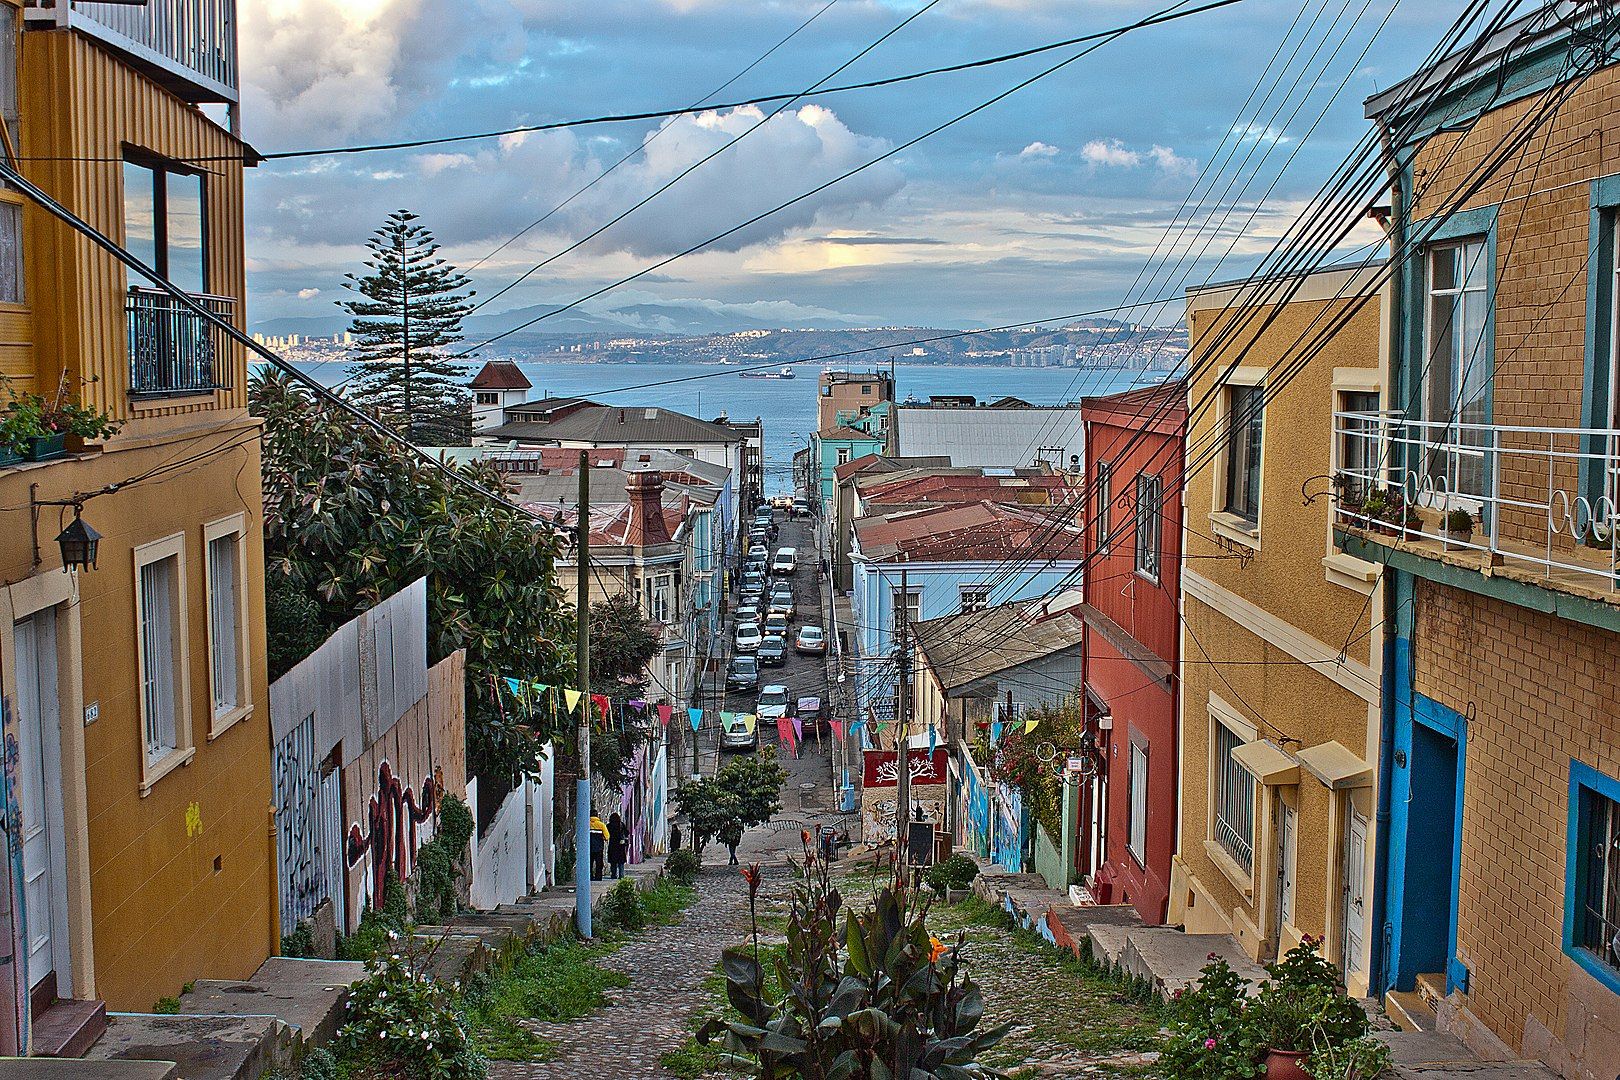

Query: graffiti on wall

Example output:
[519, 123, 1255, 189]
[0, 701, 26, 1056]
[346, 760, 440, 914]
[993, 782, 1025, 873]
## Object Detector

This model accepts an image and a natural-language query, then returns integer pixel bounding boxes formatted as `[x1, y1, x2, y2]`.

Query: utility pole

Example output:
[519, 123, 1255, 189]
[895, 566, 912, 874]
[574, 451, 593, 938]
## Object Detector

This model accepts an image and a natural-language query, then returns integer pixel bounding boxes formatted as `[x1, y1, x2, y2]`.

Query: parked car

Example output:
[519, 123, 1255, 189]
[741, 569, 767, 594]
[756, 684, 792, 727]
[794, 624, 827, 655]
[764, 612, 789, 639]
[768, 588, 795, 622]
[758, 635, 787, 667]
[792, 497, 810, 517]
[771, 547, 798, 575]
[798, 696, 825, 734]
[726, 655, 760, 691]
[736, 602, 762, 626]
[721, 712, 758, 752]
[735, 622, 763, 653]
[771, 495, 793, 510]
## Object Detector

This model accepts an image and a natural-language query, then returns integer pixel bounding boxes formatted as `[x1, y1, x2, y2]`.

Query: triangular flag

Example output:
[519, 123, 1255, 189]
[721, 711, 736, 729]
[1024, 717, 1038, 735]
[629, 698, 646, 712]
[791, 716, 803, 740]
[532, 682, 550, 695]
[741, 713, 756, 734]
[830, 719, 845, 740]
[991, 720, 1003, 745]
[592, 694, 610, 721]
[777, 715, 797, 751]
[564, 689, 582, 713]
[504, 677, 523, 696]
[689, 708, 703, 732]
[658, 704, 672, 728]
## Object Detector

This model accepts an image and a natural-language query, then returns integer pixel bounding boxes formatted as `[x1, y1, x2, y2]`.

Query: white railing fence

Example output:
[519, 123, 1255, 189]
[1332, 411, 1620, 589]
[27, 0, 237, 100]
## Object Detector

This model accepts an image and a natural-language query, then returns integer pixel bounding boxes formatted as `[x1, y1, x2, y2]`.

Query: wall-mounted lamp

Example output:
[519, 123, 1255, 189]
[55, 507, 102, 572]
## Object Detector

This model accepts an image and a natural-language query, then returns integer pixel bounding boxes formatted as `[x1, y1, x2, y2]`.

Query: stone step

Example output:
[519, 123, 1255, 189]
[1416, 971, 1448, 1011]
[32, 996, 107, 1057]
[1087, 924, 1133, 970]
[179, 957, 366, 1049]
[0, 1059, 178, 1079]
[1385, 989, 1439, 1033]
[1120, 927, 1266, 998]
[84, 1012, 294, 1080]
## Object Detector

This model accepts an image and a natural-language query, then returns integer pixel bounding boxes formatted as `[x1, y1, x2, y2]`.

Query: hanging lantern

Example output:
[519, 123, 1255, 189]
[55, 507, 101, 572]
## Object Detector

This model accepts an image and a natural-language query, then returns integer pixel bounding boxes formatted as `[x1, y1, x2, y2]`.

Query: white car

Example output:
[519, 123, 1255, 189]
[771, 547, 798, 575]
[756, 684, 791, 726]
[735, 622, 763, 653]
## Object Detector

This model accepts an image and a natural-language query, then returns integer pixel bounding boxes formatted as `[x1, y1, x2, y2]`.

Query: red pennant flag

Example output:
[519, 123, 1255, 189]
[830, 719, 845, 740]
[591, 694, 610, 722]
[657, 704, 672, 727]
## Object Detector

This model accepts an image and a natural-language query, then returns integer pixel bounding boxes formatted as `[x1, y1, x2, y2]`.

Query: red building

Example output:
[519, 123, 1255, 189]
[1079, 382, 1186, 924]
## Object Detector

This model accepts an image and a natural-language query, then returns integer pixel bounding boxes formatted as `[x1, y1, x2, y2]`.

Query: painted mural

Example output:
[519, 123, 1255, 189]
[956, 751, 991, 859]
[860, 748, 948, 843]
[0, 700, 25, 1056]
[614, 732, 669, 863]
[993, 781, 1025, 873]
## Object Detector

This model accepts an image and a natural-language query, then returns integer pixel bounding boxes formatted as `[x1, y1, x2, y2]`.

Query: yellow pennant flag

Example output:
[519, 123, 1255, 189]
[742, 713, 756, 734]
[1024, 717, 1039, 735]
[563, 688, 582, 713]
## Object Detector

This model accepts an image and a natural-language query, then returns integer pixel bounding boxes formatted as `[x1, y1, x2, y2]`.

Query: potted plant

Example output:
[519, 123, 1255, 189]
[1249, 940, 1378, 1080]
[0, 407, 32, 467]
[2, 373, 120, 461]
[1442, 508, 1474, 544]
[1361, 490, 1393, 534]
[1331, 472, 1365, 519]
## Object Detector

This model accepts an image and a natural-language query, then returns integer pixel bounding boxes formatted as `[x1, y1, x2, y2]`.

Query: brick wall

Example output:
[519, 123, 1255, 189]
[1411, 578, 1620, 1074]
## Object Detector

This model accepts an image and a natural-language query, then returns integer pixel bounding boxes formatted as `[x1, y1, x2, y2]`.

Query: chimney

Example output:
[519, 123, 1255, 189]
[625, 470, 672, 547]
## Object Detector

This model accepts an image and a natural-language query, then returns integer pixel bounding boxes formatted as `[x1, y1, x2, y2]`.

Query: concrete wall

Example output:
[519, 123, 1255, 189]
[468, 756, 555, 911]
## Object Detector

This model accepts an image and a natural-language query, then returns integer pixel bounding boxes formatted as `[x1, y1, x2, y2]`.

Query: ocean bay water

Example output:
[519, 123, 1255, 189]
[287, 358, 1159, 495]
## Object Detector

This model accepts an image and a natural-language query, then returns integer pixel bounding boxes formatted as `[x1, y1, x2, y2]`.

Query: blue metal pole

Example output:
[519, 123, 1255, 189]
[575, 779, 592, 937]
[574, 451, 593, 939]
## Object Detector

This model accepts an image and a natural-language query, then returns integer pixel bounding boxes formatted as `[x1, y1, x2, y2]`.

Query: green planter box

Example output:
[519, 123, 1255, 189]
[0, 446, 22, 468]
[25, 433, 65, 461]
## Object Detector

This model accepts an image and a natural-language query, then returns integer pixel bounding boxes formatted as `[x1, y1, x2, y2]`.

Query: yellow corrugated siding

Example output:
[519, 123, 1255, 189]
[18, 29, 248, 425]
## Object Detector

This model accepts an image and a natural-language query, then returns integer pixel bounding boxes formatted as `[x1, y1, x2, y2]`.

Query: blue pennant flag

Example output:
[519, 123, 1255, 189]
[504, 677, 523, 697]
[689, 708, 703, 732]
[991, 720, 1003, 746]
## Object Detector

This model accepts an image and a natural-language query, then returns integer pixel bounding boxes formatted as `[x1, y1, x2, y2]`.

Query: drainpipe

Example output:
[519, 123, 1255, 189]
[1369, 119, 1405, 999]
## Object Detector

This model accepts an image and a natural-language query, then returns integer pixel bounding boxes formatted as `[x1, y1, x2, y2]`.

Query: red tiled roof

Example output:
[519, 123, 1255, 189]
[854, 501, 1084, 563]
[470, 360, 532, 391]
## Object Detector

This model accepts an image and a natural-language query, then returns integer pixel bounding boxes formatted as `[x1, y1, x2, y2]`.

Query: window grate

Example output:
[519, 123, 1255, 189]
[1214, 721, 1254, 873]
[1577, 784, 1620, 973]
[140, 556, 178, 761]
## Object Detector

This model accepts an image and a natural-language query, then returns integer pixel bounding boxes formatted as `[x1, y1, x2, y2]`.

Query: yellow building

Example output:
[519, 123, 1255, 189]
[1170, 263, 1386, 996]
[0, 0, 272, 1050]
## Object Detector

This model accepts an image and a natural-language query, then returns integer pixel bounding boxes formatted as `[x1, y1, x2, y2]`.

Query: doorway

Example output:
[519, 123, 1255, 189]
[1386, 700, 1465, 993]
[1274, 800, 1297, 945]
[1341, 806, 1368, 980]
[12, 610, 71, 1004]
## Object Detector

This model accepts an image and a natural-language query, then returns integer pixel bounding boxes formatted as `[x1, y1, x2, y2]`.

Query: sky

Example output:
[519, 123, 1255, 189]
[239, 0, 1461, 335]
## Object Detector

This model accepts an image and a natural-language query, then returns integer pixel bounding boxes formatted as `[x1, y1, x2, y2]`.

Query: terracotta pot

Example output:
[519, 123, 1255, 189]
[1264, 1049, 1311, 1080]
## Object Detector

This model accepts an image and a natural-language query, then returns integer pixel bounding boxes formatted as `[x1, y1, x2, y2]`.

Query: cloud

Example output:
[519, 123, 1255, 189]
[1147, 145, 1196, 177]
[297, 287, 321, 300]
[1080, 139, 1141, 168]
[1019, 141, 1060, 159]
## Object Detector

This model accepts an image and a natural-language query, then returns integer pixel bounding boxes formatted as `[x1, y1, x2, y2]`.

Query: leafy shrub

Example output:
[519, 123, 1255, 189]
[153, 996, 180, 1015]
[338, 877, 410, 961]
[266, 572, 328, 680]
[700, 840, 1008, 1077]
[462, 936, 628, 1060]
[415, 794, 475, 924]
[924, 852, 979, 895]
[336, 935, 487, 1080]
[666, 848, 701, 886]
[598, 878, 645, 933]
[281, 919, 315, 959]
[1160, 954, 1263, 1079]
[1248, 939, 1371, 1054]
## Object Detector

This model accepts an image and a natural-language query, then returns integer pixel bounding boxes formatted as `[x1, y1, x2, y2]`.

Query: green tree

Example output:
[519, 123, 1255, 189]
[341, 209, 475, 446]
[672, 748, 786, 860]
[583, 591, 664, 791]
[251, 368, 572, 785]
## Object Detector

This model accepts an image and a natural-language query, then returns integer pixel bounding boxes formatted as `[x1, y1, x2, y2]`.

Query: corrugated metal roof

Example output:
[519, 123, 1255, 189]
[914, 598, 1084, 690]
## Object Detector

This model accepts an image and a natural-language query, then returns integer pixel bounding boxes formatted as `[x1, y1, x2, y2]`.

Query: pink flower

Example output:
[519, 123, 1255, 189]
[1204, 1038, 1218, 1050]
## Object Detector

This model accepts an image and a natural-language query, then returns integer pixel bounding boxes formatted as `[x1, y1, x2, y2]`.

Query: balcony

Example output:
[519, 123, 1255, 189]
[1332, 411, 1620, 596]
[26, 0, 238, 105]
[127, 287, 233, 396]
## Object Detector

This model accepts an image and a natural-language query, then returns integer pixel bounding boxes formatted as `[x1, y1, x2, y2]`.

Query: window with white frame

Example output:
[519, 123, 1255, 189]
[136, 536, 189, 776]
[836, 446, 852, 466]
[892, 586, 921, 638]
[1222, 384, 1265, 524]
[204, 518, 249, 728]
[1095, 460, 1113, 555]
[1213, 718, 1256, 874]
[1134, 473, 1162, 580]
[959, 584, 991, 613]
[1424, 238, 1490, 495]
[1128, 741, 1149, 865]
[1337, 390, 1381, 499]
[1571, 767, 1620, 981]
[646, 571, 676, 624]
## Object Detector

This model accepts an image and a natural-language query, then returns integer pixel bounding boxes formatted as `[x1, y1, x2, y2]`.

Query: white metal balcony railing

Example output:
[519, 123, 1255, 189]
[26, 0, 238, 103]
[1333, 410, 1620, 590]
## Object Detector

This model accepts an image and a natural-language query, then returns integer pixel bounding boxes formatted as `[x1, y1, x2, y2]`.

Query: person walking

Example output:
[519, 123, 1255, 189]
[589, 814, 608, 881]
[670, 821, 683, 852]
[720, 820, 743, 866]
[607, 812, 629, 879]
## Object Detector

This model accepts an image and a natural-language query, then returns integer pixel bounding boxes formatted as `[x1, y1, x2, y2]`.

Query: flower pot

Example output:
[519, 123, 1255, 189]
[1264, 1049, 1311, 1080]
[1442, 528, 1472, 545]
[25, 432, 65, 462]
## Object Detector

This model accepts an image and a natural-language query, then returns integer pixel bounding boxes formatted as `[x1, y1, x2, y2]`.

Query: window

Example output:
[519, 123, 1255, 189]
[123, 157, 207, 294]
[134, 533, 192, 786]
[1222, 384, 1265, 524]
[0, 8, 22, 306]
[1338, 390, 1381, 498]
[1095, 461, 1112, 555]
[1134, 473, 1162, 581]
[861, 384, 872, 394]
[475, 391, 500, 405]
[1424, 238, 1490, 494]
[959, 584, 991, 613]
[1570, 763, 1620, 988]
[1128, 741, 1149, 865]
[1213, 719, 1256, 874]
[204, 517, 249, 732]
[646, 571, 676, 624]
[892, 586, 920, 638]
[836, 446, 852, 466]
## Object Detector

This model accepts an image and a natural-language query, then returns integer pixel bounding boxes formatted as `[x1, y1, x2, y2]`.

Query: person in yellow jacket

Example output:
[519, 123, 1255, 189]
[589, 815, 609, 880]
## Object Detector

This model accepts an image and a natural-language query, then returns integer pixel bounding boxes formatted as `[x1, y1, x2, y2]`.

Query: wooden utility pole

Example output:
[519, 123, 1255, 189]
[574, 451, 593, 938]
[895, 566, 912, 873]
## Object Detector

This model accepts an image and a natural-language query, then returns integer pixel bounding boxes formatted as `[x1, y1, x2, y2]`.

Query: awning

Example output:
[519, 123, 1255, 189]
[1297, 740, 1373, 790]
[1233, 739, 1299, 786]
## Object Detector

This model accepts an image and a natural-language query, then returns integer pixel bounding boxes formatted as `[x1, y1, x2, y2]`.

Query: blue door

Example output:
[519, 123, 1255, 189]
[1385, 689, 1466, 994]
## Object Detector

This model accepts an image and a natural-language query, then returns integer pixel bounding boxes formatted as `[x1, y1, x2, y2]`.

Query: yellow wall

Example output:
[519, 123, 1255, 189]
[1171, 268, 1385, 990]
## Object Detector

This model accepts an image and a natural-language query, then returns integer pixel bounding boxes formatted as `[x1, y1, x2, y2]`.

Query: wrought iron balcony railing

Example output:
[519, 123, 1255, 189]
[1332, 411, 1620, 590]
[26, 0, 238, 104]
[127, 287, 234, 396]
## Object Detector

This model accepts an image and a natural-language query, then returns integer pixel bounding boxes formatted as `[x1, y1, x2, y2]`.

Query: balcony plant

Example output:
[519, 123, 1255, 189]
[1246, 939, 1378, 1080]
[1442, 508, 1473, 544]
[1, 373, 121, 461]
[1330, 472, 1365, 519]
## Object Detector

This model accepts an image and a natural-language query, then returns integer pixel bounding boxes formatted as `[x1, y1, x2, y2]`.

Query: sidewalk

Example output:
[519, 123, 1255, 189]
[972, 863, 1556, 1080]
